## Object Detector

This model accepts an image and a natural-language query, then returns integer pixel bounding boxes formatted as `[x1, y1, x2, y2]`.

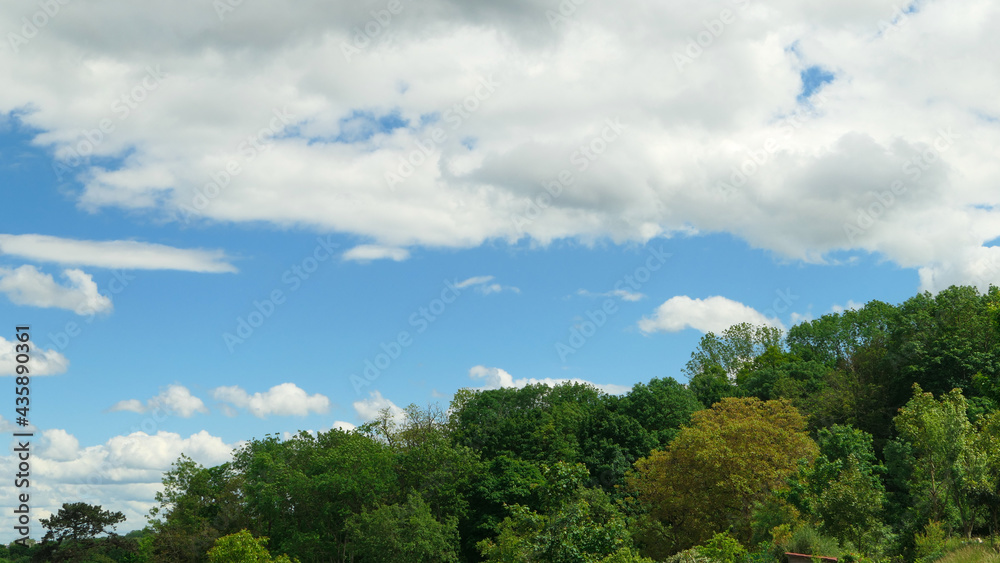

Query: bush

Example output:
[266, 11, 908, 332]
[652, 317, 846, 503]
[782, 525, 841, 558]
[696, 532, 748, 563]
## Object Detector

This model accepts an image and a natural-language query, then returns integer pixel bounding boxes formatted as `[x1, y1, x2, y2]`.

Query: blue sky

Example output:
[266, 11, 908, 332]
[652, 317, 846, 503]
[1, 0, 998, 538]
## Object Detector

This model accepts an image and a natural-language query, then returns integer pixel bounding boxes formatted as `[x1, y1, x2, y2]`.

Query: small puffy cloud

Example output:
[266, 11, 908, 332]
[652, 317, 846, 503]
[0, 265, 112, 315]
[0, 336, 69, 376]
[342, 244, 410, 262]
[638, 295, 784, 335]
[0, 234, 236, 273]
[468, 365, 631, 395]
[353, 390, 405, 423]
[456, 275, 519, 295]
[211, 382, 331, 418]
[109, 384, 208, 418]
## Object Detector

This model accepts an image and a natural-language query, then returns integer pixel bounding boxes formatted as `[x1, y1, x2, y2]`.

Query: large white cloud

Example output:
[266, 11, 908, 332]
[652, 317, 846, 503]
[212, 382, 331, 418]
[467, 365, 631, 395]
[1, 0, 998, 292]
[109, 384, 209, 418]
[0, 428, 238, 533]
[638, 295, 784, 334]
[0, 234, 236, 273]
[0, 335, 69, 376]
[0, 265, 112, 315]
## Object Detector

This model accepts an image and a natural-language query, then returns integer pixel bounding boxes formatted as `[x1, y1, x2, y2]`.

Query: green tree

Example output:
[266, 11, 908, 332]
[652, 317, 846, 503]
[207, 529, 296, 563]
[40, 502, 126, 543]
[628, 398, 817, 556]
[148, 455, 243, 562]
[683, 323, 784, 381]
[892, 385, 987, 538]
[787, 425, 887, 552]
[345, 493, 460, 563]
[478, 477, 635, 563]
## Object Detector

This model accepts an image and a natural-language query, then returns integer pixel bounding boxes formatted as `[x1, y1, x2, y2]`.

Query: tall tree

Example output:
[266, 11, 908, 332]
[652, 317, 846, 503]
[40, 502, 126, 543]
[628, 398, 817, 556]
[892, 385, 987, 537]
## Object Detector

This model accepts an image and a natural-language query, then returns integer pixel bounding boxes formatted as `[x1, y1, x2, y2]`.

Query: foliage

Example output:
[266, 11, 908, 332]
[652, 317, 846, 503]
[628, 397, 817, 554]
[40, 502, 126, 543]
[345, 492, 459, 563]
[478, 475, 636, 563]
[695, 532, 747, 563]
[207, 529, 297, 563]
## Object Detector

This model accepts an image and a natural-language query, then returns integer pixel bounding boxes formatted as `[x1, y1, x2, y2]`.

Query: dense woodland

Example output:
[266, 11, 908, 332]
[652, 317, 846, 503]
[5, 285, 1000, 563]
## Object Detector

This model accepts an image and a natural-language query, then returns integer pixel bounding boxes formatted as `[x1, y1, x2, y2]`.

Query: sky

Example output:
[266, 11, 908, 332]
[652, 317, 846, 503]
[1, 0, 999, 540]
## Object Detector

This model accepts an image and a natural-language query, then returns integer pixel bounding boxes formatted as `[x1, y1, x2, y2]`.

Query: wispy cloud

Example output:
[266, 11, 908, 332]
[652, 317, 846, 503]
[0, 234, 236, 273]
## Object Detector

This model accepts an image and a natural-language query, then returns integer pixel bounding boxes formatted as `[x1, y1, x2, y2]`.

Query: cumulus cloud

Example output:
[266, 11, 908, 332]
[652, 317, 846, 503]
[0, 428, 238, 534]
[109, 384, 209, 418]
[353, 390, 406, 423]
[468, 365, 631, 395]
[211, 382, 331, 418]
[0, 336, 69, 376]
[39, 429, 81, 461]
[638, 295, 784, 334]
[0, 265, 112, 315]
[342, 244, 410, 262]
[0, 234, 236, 273]
[2, 2, 999, 287]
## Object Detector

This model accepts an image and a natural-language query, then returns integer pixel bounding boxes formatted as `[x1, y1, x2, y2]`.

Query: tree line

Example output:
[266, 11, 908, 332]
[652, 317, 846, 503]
[4, 285, 1000, 563]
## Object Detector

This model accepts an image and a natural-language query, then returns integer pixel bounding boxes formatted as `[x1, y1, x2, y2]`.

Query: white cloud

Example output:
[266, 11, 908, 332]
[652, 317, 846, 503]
[0, 336, 69, 376]
[638, 295, 784, 334]
[211, 382, 331, 418]
[468, 365, 631, 395]
[39, 429, 80, 461]
[830, 300, 863, 314]
[353, 390, 406, 423]
[0, 234, 236, 273]
[0, 265, 113, 315]
[577, 288, 646, 301]
[109, 384, 209, 418]
[456, 275, 519, 294]
[0, 428, 239, 535]
[342, 244, 410, 262]
[1, 1, 1000, 289]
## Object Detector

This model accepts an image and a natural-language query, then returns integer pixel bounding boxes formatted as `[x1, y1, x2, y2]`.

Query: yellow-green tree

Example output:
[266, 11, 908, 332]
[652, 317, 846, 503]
[207, 530, 296, 563]
[628, 397, 817, 556]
